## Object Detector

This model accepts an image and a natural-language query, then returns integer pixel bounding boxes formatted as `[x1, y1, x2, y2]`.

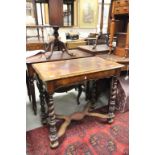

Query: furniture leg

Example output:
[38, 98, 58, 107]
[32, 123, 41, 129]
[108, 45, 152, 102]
[85, 81, 90, 101]
[90, 80, 97, 110]
[36, 77, 47, 124]
[108, 76, 118, 123]
[29, 77, 37, 115]
[48, 93, 59, 148]
[77, 85, 82, 105]
[26, 71, 31, 102]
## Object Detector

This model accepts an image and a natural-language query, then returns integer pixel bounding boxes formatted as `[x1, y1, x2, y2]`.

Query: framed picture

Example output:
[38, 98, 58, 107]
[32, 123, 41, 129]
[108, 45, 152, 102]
[78, 0, 98, 28]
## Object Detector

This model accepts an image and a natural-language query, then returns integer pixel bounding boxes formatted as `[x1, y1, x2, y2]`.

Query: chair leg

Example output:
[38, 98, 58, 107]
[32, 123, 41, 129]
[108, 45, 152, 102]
[85, 81, 90, 101]
[77, 85, 83, 105]
[26, 71, 31, 102]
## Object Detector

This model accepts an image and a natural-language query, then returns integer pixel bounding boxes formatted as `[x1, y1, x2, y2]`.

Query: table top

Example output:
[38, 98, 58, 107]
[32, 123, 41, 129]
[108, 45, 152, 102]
[32, 57, 124, 82]
[77, 44, 110, 54]
[97, 54, 129, 63]
[26, 49, 92, 64]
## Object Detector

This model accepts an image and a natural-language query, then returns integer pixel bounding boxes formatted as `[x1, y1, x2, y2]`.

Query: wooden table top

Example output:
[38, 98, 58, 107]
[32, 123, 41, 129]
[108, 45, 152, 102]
[97, 54, 129, 63]
[26, 49, 93, 64]
[32, 57, 124, 82]
[77, 44, 110, 54]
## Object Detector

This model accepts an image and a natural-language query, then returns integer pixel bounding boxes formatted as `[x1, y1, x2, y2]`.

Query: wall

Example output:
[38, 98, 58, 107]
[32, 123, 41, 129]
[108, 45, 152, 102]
[26, 0, 111, 40]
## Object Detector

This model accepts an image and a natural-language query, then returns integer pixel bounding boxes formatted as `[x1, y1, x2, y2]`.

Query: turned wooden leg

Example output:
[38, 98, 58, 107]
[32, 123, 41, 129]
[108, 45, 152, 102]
[36, 78, 47, 125]
[48, 93, 59, 148]
[26, 71, 31, 102]
[29, 77, 37, 115]
[77, 85, 82, 105]
[85, 81, 90, 101]
[108, 76, 118, 123]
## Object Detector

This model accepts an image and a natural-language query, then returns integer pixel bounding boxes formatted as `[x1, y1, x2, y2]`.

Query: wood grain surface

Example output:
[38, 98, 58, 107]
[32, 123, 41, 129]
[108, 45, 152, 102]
[32, 57, 124, 82]
[78, 45, 110, 54]
[97, 54, 129, 63]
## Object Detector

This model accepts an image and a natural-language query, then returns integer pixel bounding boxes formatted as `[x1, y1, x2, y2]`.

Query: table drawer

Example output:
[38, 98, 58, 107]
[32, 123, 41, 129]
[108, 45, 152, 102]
[115, 0, 129, 7]
[114, 6, 129, 15]
[26, 43, 45, 51]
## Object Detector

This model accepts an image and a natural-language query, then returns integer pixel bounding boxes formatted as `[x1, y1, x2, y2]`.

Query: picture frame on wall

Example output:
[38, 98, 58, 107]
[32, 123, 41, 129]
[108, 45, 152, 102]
[78, 0, 98, 28]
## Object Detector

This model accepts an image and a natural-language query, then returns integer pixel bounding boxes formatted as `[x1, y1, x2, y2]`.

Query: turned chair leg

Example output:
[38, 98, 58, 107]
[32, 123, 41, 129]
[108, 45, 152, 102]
[29, 77, 37, 115]
[90, 80, 97, 110]
[26, 71, 31, 102]
[77, 85, 83, 105]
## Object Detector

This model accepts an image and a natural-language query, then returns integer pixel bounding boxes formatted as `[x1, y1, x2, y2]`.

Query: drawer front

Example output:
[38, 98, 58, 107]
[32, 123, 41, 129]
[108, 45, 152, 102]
[26, 43, 45, 51]
[115, 0, 129, 7]
[114, 47, 128, 57]
[114, 6, 129, 15]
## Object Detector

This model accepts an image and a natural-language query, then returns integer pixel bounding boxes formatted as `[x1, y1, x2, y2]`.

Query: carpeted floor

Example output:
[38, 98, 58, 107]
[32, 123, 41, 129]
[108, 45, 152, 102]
[27, 111, 128, 155]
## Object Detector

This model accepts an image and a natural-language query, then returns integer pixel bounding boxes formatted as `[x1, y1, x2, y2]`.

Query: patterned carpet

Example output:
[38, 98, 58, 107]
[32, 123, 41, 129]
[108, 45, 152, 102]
[26, 111, 129, 155]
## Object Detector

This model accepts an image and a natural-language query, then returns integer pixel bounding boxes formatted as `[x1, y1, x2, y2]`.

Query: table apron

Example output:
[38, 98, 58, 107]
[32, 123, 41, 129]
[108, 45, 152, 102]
[44, 68, 121, 93]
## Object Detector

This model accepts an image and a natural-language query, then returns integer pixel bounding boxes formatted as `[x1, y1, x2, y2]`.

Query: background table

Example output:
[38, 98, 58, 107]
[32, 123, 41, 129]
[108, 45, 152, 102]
[97, 54, 129, 71]
[77, 44, 110, 55]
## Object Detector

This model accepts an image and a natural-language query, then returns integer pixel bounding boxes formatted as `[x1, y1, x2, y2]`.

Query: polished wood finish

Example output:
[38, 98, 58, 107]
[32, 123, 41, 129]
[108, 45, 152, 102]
[36, 76, 47, 124]
[113, 47, 128, 57]
[45, 26, 74, 59]
[114, 0, 129, 15]
[109, 2, 115, 53]
[97, 54, 129, 71]
[48, 93, 59, 148]
[32, 57, 123, 82]
[48, 0, 63, 26]
[32, 57, 123, 148]
[77, 45, 110, 55]
[109, 0, 129, 57]
[114, 0, 129, 7]
[26, 41, 46, 51]
[116, 33, 126, 47]
[97, 54, 129, 63]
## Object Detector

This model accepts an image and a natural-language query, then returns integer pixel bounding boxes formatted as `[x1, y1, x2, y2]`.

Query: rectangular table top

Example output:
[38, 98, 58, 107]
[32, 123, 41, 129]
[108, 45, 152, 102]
[32, 57, 124, 82]
[97, 54, 129, 64]
[26, 49, 93, 64]
[77, 44, 110, 54]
